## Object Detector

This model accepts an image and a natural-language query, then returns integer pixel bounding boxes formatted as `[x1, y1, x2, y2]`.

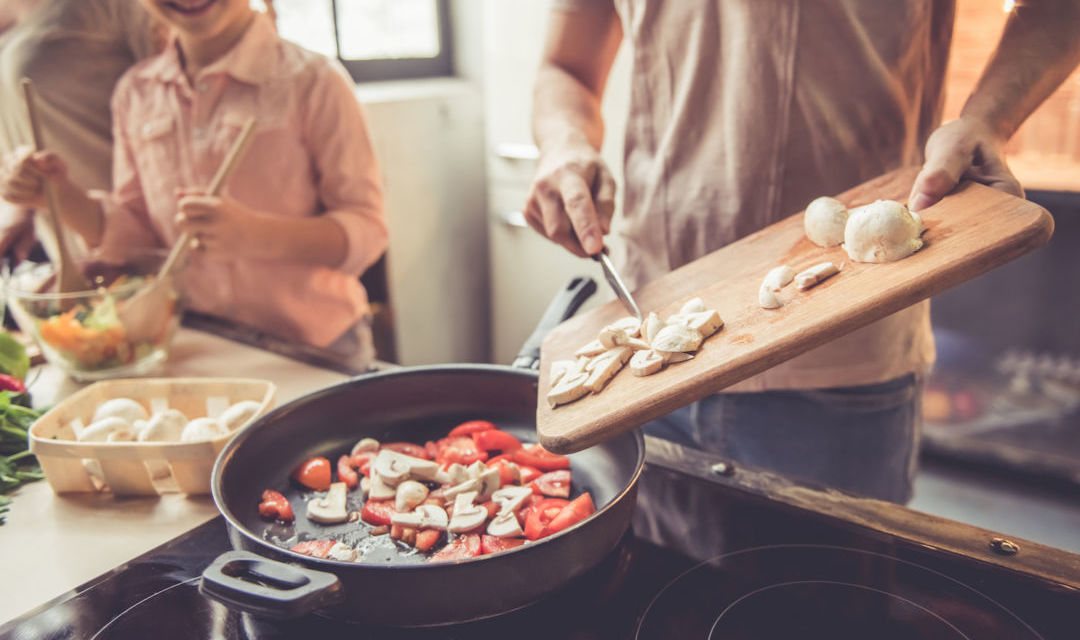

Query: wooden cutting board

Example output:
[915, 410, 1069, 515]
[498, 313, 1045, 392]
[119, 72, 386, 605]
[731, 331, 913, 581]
[535, 168, 1054, 453]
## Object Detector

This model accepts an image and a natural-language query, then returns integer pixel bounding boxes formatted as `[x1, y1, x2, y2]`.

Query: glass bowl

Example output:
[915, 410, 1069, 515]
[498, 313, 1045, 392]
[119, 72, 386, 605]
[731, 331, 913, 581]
[5, 250, 183, 381]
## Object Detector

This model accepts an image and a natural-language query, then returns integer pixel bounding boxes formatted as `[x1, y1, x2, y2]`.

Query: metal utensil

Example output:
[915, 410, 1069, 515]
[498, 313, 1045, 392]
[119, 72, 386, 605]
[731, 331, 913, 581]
[593, 249, 642, 322]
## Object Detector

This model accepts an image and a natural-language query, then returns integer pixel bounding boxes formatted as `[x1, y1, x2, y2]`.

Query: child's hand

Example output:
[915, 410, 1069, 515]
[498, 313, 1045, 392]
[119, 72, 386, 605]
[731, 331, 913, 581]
[0, 146, 68, 209]
[176, 190, 271, 258]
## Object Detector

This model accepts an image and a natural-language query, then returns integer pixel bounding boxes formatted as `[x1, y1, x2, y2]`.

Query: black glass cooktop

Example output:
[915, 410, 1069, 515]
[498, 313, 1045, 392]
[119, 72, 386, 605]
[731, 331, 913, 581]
[4, 442, 1079, 639]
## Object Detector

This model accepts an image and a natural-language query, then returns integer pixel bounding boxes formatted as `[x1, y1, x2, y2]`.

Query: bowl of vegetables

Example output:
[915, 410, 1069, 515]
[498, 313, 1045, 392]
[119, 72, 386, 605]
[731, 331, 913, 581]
[5, 250, 182, 381]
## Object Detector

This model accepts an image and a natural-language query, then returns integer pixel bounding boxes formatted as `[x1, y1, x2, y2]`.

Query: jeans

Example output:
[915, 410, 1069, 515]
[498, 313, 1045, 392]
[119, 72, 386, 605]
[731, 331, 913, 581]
[642, 374, 923, 503]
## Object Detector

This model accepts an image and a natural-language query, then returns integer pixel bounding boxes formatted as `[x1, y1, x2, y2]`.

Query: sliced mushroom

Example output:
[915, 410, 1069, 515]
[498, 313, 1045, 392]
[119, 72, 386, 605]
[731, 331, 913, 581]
[447, 492, 488, 533]
[585, 349, 628, 392]
[761, 265, 796, 293]
[368, 470, 397, 500]
[630, 349, 666, 376]
[443, 477, 481, 500]
[666, 310, 723, 338]
[794, 261, 840, 290]
[218, 400, 263, 431]
[326, 541, 359, 562]
[549, 359, 579, 387]
[597, 326, 631, 349]
[91, 398, 149, 426]
[607, 316, 642, 337]
[465, 460, 487, 480]
[373, 448, 439, 485]
[391, 504, 449, 530]
[350, 437, 380, 455]
[78, 417, 133, 442]
[644, 312, 662, 344]
[679, 297, 706, 315]
[476, 467, 502, 501]
[546, 371, 590, 408]
[180, 417, 229, 442]
[486, 510, 525, 538]
[395, 480, 429, 512]
[651, 323, 703, 353]
[491, 485, 533, 514]
[574, 340, 606, 358]
[626, 337, 651, 350]
[360, 476, 371, 497]
[307, 482, 349, 524]
[759, 285, 782, 309]
[664, 352, 694, 364]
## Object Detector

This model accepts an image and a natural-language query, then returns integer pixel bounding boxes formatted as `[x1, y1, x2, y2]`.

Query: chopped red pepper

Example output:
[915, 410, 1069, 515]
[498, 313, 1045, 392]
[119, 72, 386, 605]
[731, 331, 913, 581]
[434, 436, 488, 466]
[350, 451, 374, 476]
[431, 534, 482, 561]
[337, 455, 358, 488]
[0, 374, 26, 393]
[472, 429, 523, 452]
[517, 464, 543, 485]
[545, 493, 595, 536]
[511, 445, 570, 471]
[415, 529, 442, 553]
[257, 489, 294, 522]
[382, 442, 430, 459]
[360, 499, 397, 526]
[481, 535, 526, 555]
[290, 540, 337, 558]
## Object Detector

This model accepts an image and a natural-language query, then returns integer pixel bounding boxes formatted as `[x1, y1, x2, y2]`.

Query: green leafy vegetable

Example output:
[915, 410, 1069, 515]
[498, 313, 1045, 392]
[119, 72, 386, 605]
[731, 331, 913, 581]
[0, 389, 47, 524]
[0, 333, 29, 381]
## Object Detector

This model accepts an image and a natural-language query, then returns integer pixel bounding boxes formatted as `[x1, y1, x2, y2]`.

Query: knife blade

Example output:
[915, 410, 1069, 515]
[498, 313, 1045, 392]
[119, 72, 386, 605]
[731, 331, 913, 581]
[593, 250, 643, 323]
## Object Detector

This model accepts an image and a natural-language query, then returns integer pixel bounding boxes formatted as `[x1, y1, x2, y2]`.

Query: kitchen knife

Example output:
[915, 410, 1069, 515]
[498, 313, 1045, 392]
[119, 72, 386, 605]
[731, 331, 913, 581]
[593, 249, 643, 323]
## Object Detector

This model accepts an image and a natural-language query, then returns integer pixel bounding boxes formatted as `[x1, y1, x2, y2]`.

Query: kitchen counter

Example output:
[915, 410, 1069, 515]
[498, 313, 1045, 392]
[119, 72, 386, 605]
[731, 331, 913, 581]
[0, 328, 351, 624]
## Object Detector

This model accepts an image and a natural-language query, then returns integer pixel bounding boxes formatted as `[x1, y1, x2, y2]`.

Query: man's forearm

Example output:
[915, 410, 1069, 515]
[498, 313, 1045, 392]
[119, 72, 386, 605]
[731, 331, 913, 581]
[532, 63, 607, 154]
[962, 0, 1080, 140]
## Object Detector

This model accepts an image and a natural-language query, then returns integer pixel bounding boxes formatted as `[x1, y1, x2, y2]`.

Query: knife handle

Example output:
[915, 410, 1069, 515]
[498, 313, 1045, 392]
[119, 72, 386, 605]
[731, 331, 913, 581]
[513, 276, 597, 370]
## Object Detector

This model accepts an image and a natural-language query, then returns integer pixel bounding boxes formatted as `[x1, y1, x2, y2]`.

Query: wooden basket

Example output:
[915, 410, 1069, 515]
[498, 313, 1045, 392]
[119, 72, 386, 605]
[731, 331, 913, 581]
[29, 378, 276, 496]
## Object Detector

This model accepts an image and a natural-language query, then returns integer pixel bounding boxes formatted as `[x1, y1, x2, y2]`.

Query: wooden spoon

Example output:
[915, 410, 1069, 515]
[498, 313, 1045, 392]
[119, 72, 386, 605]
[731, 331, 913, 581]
[20, 78, 91, 294]
[118, 116, 257, 345]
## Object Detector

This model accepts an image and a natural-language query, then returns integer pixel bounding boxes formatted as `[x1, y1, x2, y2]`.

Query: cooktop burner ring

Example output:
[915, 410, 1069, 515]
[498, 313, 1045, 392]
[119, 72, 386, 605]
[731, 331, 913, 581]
[635, 544, 1043, 640]
[89, 576, 203, 640]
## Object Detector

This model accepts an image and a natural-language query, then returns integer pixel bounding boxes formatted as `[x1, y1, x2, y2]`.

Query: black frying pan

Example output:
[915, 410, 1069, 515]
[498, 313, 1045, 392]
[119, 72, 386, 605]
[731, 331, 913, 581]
[200, 278, 646, 627]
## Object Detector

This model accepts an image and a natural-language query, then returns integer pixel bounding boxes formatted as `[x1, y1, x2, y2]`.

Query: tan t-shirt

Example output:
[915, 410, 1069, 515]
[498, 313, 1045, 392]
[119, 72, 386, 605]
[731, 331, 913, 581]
[0, 0, 158, 258]
[556, 0, 953, 391]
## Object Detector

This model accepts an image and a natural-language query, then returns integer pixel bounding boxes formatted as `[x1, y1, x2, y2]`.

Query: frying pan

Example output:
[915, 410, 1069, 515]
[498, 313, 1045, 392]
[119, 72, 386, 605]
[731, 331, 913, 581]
[200, 278, 646, 627]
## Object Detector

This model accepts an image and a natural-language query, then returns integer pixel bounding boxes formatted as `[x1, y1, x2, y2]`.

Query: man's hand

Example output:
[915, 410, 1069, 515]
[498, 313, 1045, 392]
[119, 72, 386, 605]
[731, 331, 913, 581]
[0, 147, 68, 209]
[524, 144, 616, 257]
[176, 191, 274, 258]
[908, 117, 1023, 212]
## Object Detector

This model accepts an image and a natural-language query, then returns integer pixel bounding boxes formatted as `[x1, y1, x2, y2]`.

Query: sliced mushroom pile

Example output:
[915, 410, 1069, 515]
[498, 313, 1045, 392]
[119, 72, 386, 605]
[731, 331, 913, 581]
[547, 297, 724, 408]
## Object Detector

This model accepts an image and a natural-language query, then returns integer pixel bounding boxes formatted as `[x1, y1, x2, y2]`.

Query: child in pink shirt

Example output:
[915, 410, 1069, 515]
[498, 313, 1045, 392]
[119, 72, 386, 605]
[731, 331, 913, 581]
[0, 0, 387, 363]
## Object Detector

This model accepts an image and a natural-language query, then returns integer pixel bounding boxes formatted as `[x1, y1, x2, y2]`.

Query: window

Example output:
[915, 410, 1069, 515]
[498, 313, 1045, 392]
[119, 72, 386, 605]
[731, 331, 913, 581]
[258, 0, 453, 82]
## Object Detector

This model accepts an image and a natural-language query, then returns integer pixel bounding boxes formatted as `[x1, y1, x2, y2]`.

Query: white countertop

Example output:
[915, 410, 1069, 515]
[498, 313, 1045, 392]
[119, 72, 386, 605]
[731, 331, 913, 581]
[0, 328, 350, 624]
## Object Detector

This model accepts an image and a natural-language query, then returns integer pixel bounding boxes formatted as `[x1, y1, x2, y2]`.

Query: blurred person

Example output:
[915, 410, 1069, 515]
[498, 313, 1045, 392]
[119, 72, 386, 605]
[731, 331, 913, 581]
[0, 0, 161, 263]
[526, 0, 1080, 503]
[0, 0, 388, 366]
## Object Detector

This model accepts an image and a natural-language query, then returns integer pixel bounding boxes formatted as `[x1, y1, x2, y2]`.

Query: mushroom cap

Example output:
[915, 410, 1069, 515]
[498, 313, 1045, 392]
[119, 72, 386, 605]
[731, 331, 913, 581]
[843, 199, 924, 263]
[804, 197, 850, 247]
[92, 398, 149, 426]
[137, 409, 189, 442]
[79, 416, 133, 442]
[180, 417, 229, 442]
[218, 400, 263, 431]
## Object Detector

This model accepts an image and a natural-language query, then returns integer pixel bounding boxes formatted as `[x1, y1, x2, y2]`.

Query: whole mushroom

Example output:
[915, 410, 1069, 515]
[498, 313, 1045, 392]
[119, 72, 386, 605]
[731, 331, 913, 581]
[804, 197, 850, 247]
[843, 199, 924, 263]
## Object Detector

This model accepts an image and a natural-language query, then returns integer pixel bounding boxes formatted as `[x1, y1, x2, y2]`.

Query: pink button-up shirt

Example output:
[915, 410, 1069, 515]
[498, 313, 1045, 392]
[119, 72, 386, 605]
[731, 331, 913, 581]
[95, 14, 387, 348]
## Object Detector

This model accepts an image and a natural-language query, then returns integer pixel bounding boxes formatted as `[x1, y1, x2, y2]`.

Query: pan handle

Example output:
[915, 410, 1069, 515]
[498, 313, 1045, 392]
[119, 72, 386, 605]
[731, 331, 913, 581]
[513, 276, 597, 370]
[200, 550, 344, 619]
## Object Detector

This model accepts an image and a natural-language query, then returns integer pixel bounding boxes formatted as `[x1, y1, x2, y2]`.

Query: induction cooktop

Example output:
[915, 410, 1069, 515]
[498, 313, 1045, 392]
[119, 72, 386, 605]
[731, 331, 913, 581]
[4, 438, 1078, 639]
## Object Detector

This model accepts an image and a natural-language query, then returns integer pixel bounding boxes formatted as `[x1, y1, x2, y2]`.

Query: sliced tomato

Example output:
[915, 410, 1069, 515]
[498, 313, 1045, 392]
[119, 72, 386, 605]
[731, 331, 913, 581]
[424, 440, 439, 460]
[360, 499, 396, 526]
[382, 442, 430, 459]
[390, 523, 417, 546]
[531, 470, 571, 498]
[487, 453, 511, 465]
[517, 464, 543, 485]
[523, 498, 570, 541]
[447, 420, 496, 437]
[490, 459, 520, 485]
[337, 455, 359, 488]
[511, 445, 570, 471]
[415, 529, 442, 553]
[431, 534, 482, 561]
[350, 451, 374, 476]
[546, 493, 596, 535]
[481, 535, 526, 555]
[472, 429, 523, 452]
[434, 436, 488, 466]
[257, 489, 294, 522]
[292, 457, 332, 491]
[290, 540, 337, 558]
